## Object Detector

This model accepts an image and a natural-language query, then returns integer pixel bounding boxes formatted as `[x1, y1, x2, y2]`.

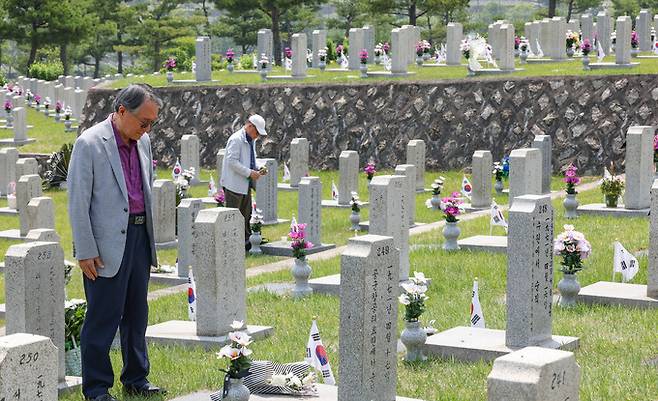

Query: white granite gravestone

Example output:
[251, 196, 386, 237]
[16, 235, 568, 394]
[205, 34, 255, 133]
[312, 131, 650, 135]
[509, 148, 542, 206]
[532, 135, 552, 194]
[348, 28, 365, 70]
[255, 158, 282, 224]
[145, 207, 273, 347]
[195, 36, 212, 82]
[651, 179, 658, 299]
[257, 29, 273, 71]
[152, 179, 177, 248]
[498, 23, 515, 70]
[298, 176, 322, 247]
[291, 33, 308, 78]
[72, 89, 86, 120]
[423, 195, 579, 361]
[216, 148, 225, 183]
[391, 28, 408, 75]
[487, 347, 580, 401]
[529, 21, 541, 55]
[177, 198, 203, 278]
[369, 175, 410, 281]
[394, 164, 417, 227]
[16, 157, 38, 180]
[550, 17, 567, 60]
[312, 30, 327, 68]
[447, 23, 463, 65]
[406, 139, 426, 191]
[0, 107, 35, 146]
[338, 235, 400, 401]
[5, 241, 65, 381]
[596, 11, 612, 54]
[471, 150, 493, 209]
[581, 14, 593, 44]
[289, 138, 309, 188]
[25, 196, 55, 235]
[616, 16, 632, 65]
[0, 333, 58, 401]
[0, 147, 18, 195]
[338, 150, 358, 206]
[362, 25, 375, 63]
[181, 134, 200, 185]
[624, 126, 653, 210]
[638, 10, 651, 51]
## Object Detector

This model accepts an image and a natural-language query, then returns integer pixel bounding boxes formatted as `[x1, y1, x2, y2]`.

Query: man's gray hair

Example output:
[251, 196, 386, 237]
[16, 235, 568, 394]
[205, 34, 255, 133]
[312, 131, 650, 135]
[112, 84, 163, 112]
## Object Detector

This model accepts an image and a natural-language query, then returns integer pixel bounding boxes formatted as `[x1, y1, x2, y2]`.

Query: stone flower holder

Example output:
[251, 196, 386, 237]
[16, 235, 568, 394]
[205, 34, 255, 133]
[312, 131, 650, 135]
[249, 231, 262, 255]
[605, 195, 619, 208]
[416, 56, 424, 66]
[55, 112, 61, 122]
[563, 193, 578, 219]
[430, 194, 441, 210]
[401, 320, 427, 362]
[227, 62, 234, 72]
[566, 47, 575, 57]
[582, 55, 590, 70]
[291, 258, 313, 298]
[260, 69, 267, 81]
[520, 50, 528, 64]
[166, 71, 174, 82]
[319, 60, 326, 71]
[442, 221, 461, 251]
[494, 179, 504, 194]
[349, 210, 360, 231]
[359, 63, 368, 78]
[64, 119, 73, 132]
[43, 107, 50, 117]
[558, 272, 581, 307]
[224, 377, 250, 401]
[5, 111, 13, 128]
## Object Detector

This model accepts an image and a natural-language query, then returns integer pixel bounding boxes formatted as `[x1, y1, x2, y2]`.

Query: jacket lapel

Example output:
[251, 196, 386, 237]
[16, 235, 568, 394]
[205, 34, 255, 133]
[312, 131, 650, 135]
[101, 118, 128, 201]
[137, 137, 152, 201]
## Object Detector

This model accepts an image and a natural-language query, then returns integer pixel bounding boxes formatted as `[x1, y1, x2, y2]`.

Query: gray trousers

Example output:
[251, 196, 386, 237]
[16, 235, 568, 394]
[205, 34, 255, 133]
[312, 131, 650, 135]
[223, 187, 252, 244]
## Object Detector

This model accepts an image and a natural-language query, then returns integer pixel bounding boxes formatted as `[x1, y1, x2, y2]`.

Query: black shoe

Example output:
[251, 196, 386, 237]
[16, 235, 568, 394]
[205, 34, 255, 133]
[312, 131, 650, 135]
[86, 394, 120, 401]
[123, 382, 167, 397]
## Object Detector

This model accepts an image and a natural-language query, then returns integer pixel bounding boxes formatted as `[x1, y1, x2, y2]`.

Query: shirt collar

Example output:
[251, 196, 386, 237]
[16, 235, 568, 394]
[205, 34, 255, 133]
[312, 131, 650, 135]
[111, 113, 136, 149]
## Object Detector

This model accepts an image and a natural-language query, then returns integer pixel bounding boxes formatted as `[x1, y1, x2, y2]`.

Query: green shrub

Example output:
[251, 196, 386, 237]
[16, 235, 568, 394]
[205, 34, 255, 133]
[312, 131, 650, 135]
[28, 61, 64, 81]
[43, 142, 73, 190]
[65, 301, 86, 351]
[239, 53, 254, 70]
[212, 54, 227, 71]
[162, 46, 194, 72]
[0, 72, 6, 86]
[326, 39, 336, 62]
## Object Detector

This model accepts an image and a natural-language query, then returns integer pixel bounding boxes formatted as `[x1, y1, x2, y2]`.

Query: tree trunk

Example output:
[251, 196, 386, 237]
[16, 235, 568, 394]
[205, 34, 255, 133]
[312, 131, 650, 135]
[427, 15, 433, 45]
[60, 43, 69, 75]
[27, 25, 39, 72]
[566, 0, 574, 23]
[202, 0, 211, 37]
[94, 57, 101, 78]
[548, 0, 557, 18]
[117, 31, 124, 74]
[344, 16, 353, 39]
[152, 40, 161, 72]
[409, 1, 417, 25]
[271, 7, 282, 66]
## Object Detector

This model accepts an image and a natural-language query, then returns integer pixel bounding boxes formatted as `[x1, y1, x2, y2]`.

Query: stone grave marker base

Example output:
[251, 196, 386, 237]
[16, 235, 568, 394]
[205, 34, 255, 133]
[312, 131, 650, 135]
[588, 62, 639, 69]
[320, 199, 369, 208]
[59, 376, 83, 394]
[169, 384, 424, 401]
[276, 183, 299, 191]
[0, 229, 27, 240]
[358, 220, 423, 231]
[472, 68, 524, 76]
[171, 79, 220, 84]
[0, 138, 36, 146]
[260, 241, 335, 257]
[526, 58, 575, 63]
[577, 203, 649, 217]
[366, 71, 416, 77]
[421, 63, 468, 67]
[458, 235, 507, 253]
[308, 273, 431, 296]
[578, 281, 658, 308]
[422, 326, 579, 362]
[149, 272, 189, 286]
[145, 320, 273, 348]
[266, 75, 316, 80]
[155, 239, 178, 249]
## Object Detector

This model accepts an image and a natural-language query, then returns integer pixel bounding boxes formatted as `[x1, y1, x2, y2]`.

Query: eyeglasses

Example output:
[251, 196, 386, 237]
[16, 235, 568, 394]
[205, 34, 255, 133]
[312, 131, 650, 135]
[127, 109, 158, 129]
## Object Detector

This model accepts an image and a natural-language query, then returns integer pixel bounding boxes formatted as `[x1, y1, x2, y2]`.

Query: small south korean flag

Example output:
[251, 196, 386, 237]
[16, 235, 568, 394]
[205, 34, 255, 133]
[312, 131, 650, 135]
[470, 279, 485, 328]
[613, 241, 640, 283]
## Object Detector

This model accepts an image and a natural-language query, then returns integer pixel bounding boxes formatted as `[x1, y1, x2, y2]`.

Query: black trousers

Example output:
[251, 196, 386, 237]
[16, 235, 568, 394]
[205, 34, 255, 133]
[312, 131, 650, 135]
[80, 223, 151, 398]
[224, 187, 252, 244]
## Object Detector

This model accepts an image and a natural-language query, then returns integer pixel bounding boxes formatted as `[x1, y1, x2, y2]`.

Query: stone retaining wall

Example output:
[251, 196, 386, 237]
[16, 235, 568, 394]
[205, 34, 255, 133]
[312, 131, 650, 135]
[81, 75, 658, 175]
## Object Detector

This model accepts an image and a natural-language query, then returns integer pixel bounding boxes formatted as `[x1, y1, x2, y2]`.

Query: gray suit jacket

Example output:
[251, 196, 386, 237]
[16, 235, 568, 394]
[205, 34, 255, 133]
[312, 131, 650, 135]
[68, 116, 157, 278]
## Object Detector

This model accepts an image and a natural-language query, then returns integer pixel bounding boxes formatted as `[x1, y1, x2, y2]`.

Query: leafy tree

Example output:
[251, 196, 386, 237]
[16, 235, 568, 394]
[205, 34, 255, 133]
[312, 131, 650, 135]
[365, 0, 443, 26]
[212, 1, 270, 54]
[566, 0, 602, 22]
[611, 0, 641, 17]
[327, 0, 370, 38]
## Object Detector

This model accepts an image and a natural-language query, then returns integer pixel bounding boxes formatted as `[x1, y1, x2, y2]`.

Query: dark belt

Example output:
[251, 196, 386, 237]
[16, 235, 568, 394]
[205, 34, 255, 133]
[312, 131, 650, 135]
[128, 214, 146, 225]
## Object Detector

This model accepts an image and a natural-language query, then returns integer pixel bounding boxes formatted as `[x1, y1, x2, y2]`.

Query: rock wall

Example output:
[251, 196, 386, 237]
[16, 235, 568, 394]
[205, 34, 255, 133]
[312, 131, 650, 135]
[81, 75, 658, 175]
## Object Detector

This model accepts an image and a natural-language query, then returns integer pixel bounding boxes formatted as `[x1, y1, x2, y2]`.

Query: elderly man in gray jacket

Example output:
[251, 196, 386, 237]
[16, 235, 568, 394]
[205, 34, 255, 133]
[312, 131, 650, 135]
[68, 84, 164, 401]
[220, 114, 268, 250]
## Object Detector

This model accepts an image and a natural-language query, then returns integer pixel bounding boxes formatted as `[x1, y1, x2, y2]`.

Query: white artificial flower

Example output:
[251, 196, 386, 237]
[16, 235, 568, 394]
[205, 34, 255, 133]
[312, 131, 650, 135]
[230, 320, 245, 330]
[289, 375, 303, 389]
[241, 347, 253, 357]
[564, 224, 575, 231]
[269, 374, 287, 386]
[229, 331, 252, 346]
[398, 294, 411, 305]
[217, 345, 241, 360]
[302, 372, 316, 386]
[413, 271, 429, 285]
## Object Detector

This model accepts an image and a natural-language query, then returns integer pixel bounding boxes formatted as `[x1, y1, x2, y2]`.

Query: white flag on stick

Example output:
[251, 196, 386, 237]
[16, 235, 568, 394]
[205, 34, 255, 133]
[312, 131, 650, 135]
[282, 162, 291, 182]
[331, 181, 339, 201]
[490, 201, 508, 232]
[305, 319, 336, 385]
[613, 241, 639, 283]
[461, 176, 472, 200]
[470, 279, 485, 328]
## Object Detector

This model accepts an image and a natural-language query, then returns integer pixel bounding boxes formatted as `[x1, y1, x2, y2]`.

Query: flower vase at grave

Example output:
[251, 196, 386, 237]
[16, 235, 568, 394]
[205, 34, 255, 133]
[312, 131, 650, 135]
[558, 273, 581, 307]
[582, 56, 590, 70]
[5, 111, 13, 128]
[442, 221, 461, 250]
[319, 61, 326, 71]
[416, 56, 424, 66]
[349, 210, 360, 231]
[224, 378, 250, 401]
[43, 107, 49, 117]
[566, 47, 575, 57]
[631, 48, 640, 58]
[65, 347, 82, 376]
[260, 69, 267, 82]
[166, 71, 174, 83]
[605, 195, 619, 208]
[64, 119, 72, 132]
[430, 194, 441, 210]
[360, 64, 368, 78]
[514, 48, 520, 57]
[248, 231, 262, 255]
[494, 179, 504, 194]
[291, 258, 313, 298]
[422, 53, 430, 61]
[466, 65, 475, 77]
[374, 55, 381, 65]
[563, 193, 579, 219]
[520, 50, 528, 64]
[7, 193, 16, 209]
[227, 62, 234, 72]
[55, 112, 61, 122]
[400, 320, 427, 362]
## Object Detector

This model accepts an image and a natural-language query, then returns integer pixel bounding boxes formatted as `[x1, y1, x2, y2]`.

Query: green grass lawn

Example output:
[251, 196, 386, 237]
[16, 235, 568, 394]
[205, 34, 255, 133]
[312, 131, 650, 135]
[50, 183, 657, 401]
[0, 106, 78, 154]
[108, 55, 658, 89]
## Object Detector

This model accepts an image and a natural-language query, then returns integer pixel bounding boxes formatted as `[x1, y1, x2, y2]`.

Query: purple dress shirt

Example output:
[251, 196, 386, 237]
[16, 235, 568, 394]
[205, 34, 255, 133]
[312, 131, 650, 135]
[111, 115, 145, 214]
